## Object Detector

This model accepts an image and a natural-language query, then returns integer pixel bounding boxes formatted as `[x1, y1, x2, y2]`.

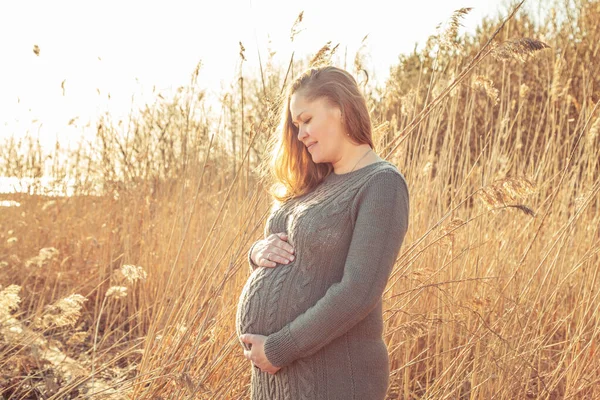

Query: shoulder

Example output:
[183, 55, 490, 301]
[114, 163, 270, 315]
[349, 162, 409, 214]
[358, 162, 409, 197]
[348, 163, 410, 233]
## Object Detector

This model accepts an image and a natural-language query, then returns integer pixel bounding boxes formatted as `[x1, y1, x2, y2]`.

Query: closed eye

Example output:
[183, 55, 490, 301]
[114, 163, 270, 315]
[292, 118, 311, 128]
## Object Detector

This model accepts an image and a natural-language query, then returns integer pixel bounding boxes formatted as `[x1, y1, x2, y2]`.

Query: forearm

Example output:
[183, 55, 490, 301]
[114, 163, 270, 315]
[264, 240, 401, 366]
[248, 240, 261, 272]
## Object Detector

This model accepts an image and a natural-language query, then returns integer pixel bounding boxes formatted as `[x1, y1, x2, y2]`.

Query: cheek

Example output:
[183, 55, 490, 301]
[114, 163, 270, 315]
[304, 124, 317, 136]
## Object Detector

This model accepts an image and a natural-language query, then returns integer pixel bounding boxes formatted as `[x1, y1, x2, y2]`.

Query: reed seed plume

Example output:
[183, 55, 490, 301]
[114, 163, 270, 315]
[491, 37, 550, 62]
[436, 7, 473, 50]
[105, 286, 128, 299]
[505, 204, 536, 217]
[66, 331, 89, 346]
[309, 41, 340, 68]
[290, 11, 304, 42]
[500, 177, 536, 199]
[519, 83, 530, 98]
[0, 284, 21, 319]
[238, 41, 246, 62]
[41, 294, 87, 328]
[551, 57, 565, 101]
[421, 161, 433, 177]
[439, 218, 466, 247]
[119, 264, 148, 284]
[476, 177, 536, 212]
[472, 75, 500, 105]
[25, 247, 59, 268]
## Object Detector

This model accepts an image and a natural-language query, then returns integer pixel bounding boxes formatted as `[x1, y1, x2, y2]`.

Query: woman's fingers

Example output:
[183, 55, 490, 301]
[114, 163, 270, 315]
[260, 232, 295, 267]
[266, 247, 295, 265]
[273, 232, 295, 256]
[273, 234, 295, 260]
[258, 232, 296, 267]
[260, 248, 290, 267]
[277, 235, 295, 255]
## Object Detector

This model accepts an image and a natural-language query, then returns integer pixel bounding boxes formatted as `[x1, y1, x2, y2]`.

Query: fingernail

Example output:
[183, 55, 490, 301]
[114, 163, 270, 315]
[284, 260, 289, 264]
[290, 255, 294, 261]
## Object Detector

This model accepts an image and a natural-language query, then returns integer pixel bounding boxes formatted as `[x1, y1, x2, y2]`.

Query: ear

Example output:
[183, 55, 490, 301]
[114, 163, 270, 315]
[334, 106, 343, 122]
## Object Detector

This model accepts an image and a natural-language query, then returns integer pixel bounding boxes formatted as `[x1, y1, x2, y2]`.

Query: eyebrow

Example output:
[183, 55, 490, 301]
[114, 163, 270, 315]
[292, 110, 307, 123]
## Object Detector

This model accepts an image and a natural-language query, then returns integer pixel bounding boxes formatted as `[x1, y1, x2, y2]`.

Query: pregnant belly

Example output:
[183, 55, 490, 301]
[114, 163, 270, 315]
[236, 263, 295, 349]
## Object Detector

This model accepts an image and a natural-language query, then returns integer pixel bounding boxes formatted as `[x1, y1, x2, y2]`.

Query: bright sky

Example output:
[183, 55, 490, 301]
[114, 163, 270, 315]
[0, 0, 542, 151]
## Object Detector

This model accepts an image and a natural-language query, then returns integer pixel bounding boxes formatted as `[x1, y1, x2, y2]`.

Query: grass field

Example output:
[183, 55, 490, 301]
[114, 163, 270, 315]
[1, 1, 599, 398]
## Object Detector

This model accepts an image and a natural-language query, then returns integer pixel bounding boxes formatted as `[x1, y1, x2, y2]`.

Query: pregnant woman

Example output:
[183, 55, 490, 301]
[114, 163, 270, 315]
[235, 65, 410, 399]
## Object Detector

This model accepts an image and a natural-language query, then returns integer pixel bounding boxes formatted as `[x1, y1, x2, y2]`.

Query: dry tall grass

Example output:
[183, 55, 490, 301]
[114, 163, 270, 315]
[1, 0, 599, 398]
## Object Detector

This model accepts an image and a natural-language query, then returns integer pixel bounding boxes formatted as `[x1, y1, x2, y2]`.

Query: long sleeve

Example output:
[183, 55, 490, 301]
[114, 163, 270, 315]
[248, 240, 261, 273]
[263, 170, 410, 368]
[248, 203, 279, 273]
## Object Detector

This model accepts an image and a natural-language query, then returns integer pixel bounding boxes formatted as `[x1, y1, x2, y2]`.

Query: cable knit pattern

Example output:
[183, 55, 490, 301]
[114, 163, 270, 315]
[236, 160, 410, 400]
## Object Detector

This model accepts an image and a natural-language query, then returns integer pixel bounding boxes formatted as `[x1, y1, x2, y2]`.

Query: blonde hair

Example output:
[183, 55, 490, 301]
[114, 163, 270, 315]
[265, 66, 375, 203]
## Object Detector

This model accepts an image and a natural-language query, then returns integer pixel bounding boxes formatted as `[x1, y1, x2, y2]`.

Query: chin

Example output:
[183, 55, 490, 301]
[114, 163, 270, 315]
[313, 155, 333, 164]
[310, 152, 328, 164]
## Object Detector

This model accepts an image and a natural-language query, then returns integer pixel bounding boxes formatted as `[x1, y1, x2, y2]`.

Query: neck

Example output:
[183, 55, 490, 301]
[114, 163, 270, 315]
[332, 145, 374, 174]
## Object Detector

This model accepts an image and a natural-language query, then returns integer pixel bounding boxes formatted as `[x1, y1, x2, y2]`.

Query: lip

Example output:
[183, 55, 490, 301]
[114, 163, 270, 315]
[307, 142, 317, 151]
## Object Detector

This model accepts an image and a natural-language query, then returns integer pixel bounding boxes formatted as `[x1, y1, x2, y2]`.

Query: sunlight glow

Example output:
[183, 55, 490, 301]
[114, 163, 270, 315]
[0, 0, 536, 151]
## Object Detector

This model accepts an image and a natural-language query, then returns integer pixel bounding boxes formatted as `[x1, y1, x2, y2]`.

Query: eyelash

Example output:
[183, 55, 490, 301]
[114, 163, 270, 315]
[294, 118, 311, 128]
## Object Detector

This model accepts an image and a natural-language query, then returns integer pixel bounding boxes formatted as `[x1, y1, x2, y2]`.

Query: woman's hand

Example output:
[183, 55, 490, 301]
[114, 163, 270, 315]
[251, 232, 295, 268]
[240, 334, 282, 375]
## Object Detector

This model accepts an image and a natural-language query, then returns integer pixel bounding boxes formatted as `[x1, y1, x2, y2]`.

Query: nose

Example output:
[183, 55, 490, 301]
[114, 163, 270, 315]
[297, 124, 308, 142]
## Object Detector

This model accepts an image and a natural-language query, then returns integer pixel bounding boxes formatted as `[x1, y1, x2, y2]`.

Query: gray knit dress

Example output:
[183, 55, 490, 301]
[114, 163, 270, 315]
[236, 160, 409, 400]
